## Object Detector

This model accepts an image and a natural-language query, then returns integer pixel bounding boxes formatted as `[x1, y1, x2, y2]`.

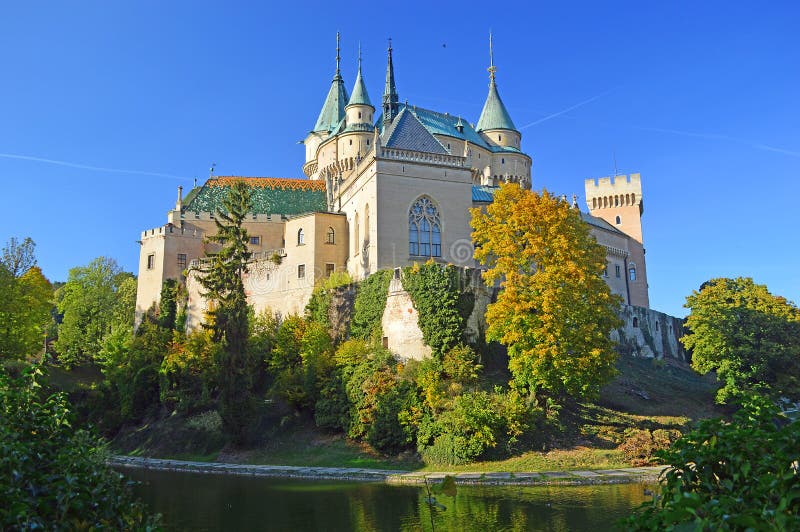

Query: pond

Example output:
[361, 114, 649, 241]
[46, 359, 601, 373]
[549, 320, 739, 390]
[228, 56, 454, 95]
[125, 468, 651, 531]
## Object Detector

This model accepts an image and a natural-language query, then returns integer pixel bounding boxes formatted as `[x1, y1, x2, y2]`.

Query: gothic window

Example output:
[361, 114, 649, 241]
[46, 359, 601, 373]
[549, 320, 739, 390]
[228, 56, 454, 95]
[297, 228, 305, 245]
[408, 196, 442, 257]
[629, 265, 637, 281]
[326, 227, 335, 244]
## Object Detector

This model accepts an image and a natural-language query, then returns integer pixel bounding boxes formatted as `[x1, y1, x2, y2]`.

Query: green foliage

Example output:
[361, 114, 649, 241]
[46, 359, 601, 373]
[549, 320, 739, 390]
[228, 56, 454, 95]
[682, 277, 800, 403]
[617, 428, 681, 466]
[158, 278, 179, 330]
[366, 380, 418, 454]
[471, 185, 622, 403]
[269, 316, 333, 410]
[402, 261, 467, 357]
[160, 329, 220, 414]
[418, 389, 530, 466]
[1, 236, 37, 277]
[0, 365, 159, 529]
[196, 181, 256, 444]
[350, 270, 391, 340]
[0, 265, 52, 360]
[305, 271, 354, 332]
[624, 395, 800, 530]
[54, 257, 136, 368]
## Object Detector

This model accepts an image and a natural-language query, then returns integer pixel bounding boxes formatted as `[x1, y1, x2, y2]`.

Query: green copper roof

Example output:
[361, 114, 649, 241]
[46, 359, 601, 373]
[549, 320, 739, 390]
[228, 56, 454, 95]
[347, 61, 372, 108]
[185, 177, 328, 216]
[314, 73, 349, 133]
[476, 80, 517, 132]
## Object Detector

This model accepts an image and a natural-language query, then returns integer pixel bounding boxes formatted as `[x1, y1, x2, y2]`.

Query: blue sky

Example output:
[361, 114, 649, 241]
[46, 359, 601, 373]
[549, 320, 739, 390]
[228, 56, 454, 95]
[1, 1, 797, 317]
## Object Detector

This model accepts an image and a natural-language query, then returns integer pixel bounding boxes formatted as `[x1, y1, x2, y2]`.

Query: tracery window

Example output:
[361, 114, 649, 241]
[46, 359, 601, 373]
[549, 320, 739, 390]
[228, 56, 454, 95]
[408, 196, 442, 257]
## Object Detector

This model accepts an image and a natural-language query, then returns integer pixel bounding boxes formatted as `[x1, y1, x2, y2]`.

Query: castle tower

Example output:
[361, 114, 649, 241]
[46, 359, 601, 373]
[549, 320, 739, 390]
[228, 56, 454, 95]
[476, 33, 520, 150]
[382, 39, 399, 128]
[345, 45, 375, 128]
[584, 173, 644, 243]
[305, 33, 349, 165]
[585, 173, 649, 308]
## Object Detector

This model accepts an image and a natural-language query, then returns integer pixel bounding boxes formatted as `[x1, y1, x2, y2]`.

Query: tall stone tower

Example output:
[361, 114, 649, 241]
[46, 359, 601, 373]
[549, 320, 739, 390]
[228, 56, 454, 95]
[585, 173, 644, 243]
[585, 173, 649, 308]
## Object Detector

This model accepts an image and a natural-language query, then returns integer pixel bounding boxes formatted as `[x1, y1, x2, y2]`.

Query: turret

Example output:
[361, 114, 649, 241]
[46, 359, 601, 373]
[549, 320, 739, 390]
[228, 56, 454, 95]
[584, 173, 644, 243]
[305, 33, 349, 166]
[476, 33, 521, 150]
[382, 39, 399, 128]
[345, 45, 375, 127]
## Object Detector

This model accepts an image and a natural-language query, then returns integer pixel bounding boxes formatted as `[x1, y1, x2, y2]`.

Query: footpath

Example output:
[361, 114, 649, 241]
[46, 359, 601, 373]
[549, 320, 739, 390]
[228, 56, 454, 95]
[110, 455, 663, 486]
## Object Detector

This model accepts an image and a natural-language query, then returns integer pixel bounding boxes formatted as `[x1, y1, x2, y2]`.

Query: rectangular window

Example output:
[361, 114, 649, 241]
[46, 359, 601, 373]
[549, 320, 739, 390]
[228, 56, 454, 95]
[177, 253, 187, 270]
[325, 263, 335, 277]
[603, 265, 608, 277]
[147, 254, 155, 270]
[615, 264, 621, 278]
[250, 236, 261, 245]
[298, 264, 305, 279]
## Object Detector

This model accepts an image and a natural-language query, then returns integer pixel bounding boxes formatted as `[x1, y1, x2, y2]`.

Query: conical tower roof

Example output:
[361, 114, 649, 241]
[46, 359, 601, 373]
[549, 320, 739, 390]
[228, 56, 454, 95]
[313, 33, 349, 133]
[476, 33, 517, 132]
[382, 39, 399, 126]
[347, 46, 372, 108]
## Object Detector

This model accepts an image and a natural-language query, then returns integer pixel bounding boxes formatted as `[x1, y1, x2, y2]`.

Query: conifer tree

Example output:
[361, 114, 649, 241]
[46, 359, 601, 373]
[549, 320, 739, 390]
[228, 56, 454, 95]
[196, 181, 256, 443]
[470, 184, 622, 403]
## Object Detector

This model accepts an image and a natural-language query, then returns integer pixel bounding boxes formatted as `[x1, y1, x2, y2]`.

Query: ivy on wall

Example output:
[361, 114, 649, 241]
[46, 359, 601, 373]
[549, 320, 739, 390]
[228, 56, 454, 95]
[350, 270, 392, 341]
[402, 261, 472, 357]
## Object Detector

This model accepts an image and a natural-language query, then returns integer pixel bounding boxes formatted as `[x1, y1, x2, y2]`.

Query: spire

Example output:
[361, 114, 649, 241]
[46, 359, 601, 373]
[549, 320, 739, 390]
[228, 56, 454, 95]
[476, 32, 517, 132]
[313, 32, 349, 133]
[347, 43, 372, 108]
[382, 38, 399, 127]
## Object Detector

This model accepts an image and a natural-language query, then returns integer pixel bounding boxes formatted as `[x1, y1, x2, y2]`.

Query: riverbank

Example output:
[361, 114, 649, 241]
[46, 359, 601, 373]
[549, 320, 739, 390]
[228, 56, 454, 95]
[110, 455, 664, 486]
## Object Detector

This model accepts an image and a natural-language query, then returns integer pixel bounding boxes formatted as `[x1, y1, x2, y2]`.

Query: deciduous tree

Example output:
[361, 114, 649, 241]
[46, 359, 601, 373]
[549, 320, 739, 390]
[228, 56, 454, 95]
[470, 184, 622, 403]
[682, 277, 800, 403]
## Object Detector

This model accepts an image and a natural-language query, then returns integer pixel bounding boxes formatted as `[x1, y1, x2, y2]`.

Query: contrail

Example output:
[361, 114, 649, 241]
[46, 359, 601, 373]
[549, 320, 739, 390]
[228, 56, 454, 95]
[518, 89, 617, 130]
[0, 152, 188, 180]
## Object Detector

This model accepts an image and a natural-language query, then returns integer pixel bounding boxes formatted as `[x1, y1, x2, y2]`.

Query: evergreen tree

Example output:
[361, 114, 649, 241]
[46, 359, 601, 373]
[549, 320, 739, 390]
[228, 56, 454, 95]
[196, 181, 256, 444]
[470, 184, 622, 403]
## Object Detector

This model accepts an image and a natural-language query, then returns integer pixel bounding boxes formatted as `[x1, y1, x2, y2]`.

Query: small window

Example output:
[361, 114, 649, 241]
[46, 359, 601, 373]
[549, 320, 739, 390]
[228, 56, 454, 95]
[615, 265, 621, 278]
[655, 321, 659, 332]
[603, 265, 608, 277]
[629, 266, 637, 281]
[615, 216, 621, 225]
[297, 228, 305, 245]
[250, 236, 261, 245]
[366, 139, 370, 146]
[358, 111, 362, 119]
[349, 139, 352, 146]
[501, 158, 505, 164]
[633, 317, 639, 328]
[326, 227, 335, 244]
[252, 213, 257, 220]
[194, 212, 200, 219]
[325, 263, 335, 277]
[147, 254, 155, 270]
[497, 134, 501, 141]
[382, 337, 389, 348]
[177, 253, 187, 270]
[298, 264, 305, 278]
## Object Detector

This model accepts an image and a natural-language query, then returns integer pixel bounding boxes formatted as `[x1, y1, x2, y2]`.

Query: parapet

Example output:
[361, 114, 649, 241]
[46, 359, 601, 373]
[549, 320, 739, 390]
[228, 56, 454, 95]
[585, 173, 641, 192]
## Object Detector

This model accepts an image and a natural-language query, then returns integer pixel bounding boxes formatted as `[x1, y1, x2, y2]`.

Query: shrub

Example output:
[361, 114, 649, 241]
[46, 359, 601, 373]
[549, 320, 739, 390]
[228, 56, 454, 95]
[350, 270, 391, 340]
[618, 428, 680, 466]
[0, 365, 159, 529]
[624, 395, 800, 530]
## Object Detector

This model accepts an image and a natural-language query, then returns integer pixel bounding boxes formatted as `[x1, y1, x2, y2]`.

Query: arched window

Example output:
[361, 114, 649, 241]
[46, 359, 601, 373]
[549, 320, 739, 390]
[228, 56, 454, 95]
[354, 213, 359, 254]
[326, 226, 335, 244]
[364, 204, 370, 245]
[615, 215, 621, 225]
[297, 228, 304, 245]
[629, 264, 637, 281]
[409, 196, 442, 257]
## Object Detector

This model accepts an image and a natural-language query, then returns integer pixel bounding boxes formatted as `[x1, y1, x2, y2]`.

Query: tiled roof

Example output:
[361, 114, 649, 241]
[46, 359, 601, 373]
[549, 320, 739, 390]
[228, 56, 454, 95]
[476, 81, 517, 132]
[185, 177, 327, 216]
[410, 106, 491, 150]
[472, 185, 498, 202]
[347, 66, 372, 108]
[384, 108, 449, 154]
[314, 74, 349, 133]
[580, 211, 624, 234]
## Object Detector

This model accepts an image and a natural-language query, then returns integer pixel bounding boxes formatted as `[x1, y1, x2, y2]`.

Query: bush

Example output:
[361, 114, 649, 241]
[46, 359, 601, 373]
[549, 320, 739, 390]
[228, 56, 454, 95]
[0, 365, 159, 529]
[624, 395, 800, 530]
[350, 270, 391, 340]
[618, 428, 681, 466]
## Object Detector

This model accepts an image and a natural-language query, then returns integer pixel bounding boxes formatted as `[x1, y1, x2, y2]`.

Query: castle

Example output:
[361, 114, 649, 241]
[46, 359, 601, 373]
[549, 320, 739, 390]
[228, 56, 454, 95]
[135, 36, 657, 353]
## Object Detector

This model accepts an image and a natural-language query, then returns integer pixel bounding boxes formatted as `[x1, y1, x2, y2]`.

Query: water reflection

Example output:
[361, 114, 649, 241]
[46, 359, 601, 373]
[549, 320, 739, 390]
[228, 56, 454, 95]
[123, 468, 650, 531]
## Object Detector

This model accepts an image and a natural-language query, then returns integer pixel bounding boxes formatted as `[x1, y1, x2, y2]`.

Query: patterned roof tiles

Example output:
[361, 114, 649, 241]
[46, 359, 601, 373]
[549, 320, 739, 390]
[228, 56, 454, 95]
[186, 177, 327, 216]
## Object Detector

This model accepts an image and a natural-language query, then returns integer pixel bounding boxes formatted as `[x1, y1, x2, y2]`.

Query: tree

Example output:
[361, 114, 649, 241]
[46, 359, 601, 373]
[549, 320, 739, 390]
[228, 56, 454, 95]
[682, 277, 800, 403]
[624, 395, 800, 530]
[0, 237, 53, 360]
[0, 365, 159, 529]
[195, 181, 256, 443]
[54, 257, 135, 367]
[470, 184, 622, 402]
[1, 236, 37, 278]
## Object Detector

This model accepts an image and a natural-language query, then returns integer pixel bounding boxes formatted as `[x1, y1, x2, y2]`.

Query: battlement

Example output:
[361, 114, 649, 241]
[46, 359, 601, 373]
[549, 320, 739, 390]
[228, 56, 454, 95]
[585, 173, 641, 193]
[140, 224, 205, 240]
